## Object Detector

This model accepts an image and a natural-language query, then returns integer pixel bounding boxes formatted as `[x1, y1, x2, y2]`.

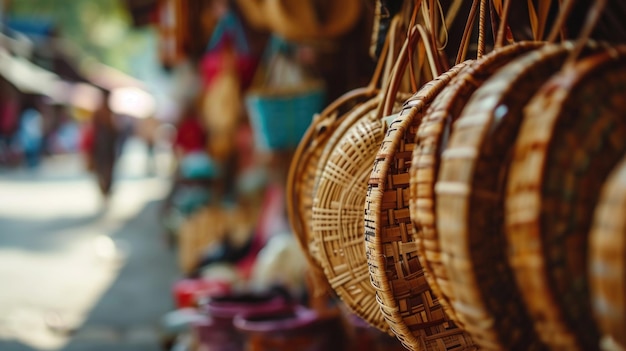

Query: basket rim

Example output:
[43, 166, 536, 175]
[310, 93, 409, 332]
[364, 62, 468, 349]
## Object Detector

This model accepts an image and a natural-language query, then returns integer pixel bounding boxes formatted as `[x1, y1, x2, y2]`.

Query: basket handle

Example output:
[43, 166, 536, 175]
[526, 0, 553, 41]
[363, 14, 403, 94]
[378, 23, 435, 119]
[546, 0, 575, 43]
[494, 0, 512, 48]
[458, 0, 512, 63]
[563, 0, 607, 68]
[455, 0, 480, 63]
[419, 0, 463, 70]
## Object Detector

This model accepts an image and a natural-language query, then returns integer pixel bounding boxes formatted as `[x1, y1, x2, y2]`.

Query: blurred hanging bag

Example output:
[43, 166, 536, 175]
[200, 9, 256, 163]
[200, 9, 257, 90]
[245, 36, 326, 152]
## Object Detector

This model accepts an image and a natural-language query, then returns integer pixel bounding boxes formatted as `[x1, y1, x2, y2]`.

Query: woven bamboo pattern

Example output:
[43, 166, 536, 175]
[435, 42, 586, 351]
[287, 88, 379, 300]
[406, 41, 540, 350]
[505, 47, 626, 351]
[589, 156, 626, 350]
[364, 62, 474, 351]
[287, 13, 402, 305]
[311, 93, 406, 332]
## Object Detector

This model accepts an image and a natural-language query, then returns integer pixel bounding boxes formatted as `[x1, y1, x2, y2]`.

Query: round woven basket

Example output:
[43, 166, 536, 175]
[505, 46, 626, 351]
[435, 42, 593, 351]
[407, 41, 541, 348]
[287, 87, 379, 299]
[364, 61, 475, 351]
[589, 156, 626, 350]
[286, 16, 400, 305]
[312, 98, 409, 331]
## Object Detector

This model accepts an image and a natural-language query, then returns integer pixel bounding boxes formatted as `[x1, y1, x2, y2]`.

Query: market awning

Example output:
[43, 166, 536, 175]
[0, 49, 60, 97]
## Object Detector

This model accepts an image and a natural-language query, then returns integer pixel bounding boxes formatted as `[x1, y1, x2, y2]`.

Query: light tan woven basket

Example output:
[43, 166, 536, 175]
[286, 77, 382, 304]
[589, 156, 626, 351]
[364, 61, 473, 351]
[286, 16, 404, 307]
[311, 21, 426, 332]
[505, 46, 626, 351]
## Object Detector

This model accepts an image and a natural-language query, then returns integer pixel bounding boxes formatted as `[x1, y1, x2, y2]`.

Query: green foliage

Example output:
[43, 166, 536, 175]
[7, 0, 153, 74]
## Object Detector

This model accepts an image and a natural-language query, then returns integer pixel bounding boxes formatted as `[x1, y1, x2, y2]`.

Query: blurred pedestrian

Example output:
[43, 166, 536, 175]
[15, 106, 43, 168]
[83, 91, 119, 199]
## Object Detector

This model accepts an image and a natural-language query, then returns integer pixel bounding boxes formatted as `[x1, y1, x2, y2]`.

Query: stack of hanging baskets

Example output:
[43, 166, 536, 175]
[286, 2, 626, 351]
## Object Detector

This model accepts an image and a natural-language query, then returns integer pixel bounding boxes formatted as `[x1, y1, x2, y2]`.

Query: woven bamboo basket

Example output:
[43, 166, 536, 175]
[435, 42, 595, 351]
[286, 88, 380, 299]
[311, 99, 406, 332]
[505, 46, 626, 351]
[311, 21, 424, 331]
[364, 61, 475, 351]
[286, 15, 405, 306]
[589, 156, 626, 351]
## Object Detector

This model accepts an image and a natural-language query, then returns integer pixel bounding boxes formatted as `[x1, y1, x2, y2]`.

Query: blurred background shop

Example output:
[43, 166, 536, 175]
[0, 0, 377, 350]
[3, 1, 626, 351]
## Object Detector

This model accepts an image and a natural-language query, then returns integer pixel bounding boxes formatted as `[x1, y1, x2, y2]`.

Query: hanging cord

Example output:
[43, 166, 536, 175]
[407, 0, 424, 93]
[436, 0, 449, 51]
[382, 23, 438, 116]
[495, 0, 512, 49]
[419, 25, 441, 79]
[536, 0, 552, 41]
[424, 0, 451, 74]
[477, 0, 487, 58]
[563, 0, 607, 68]
[456, 0, 480, 63]
[546, 0, 575, 43]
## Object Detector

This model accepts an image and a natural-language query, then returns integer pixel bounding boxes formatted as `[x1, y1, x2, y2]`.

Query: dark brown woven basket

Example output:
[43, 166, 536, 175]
[505, 46, 626, 351]
[589, 156, 626, 351]
[406, 41, 542, 350]
[435, 42, 595, 351]
[364, 61, 475, 351]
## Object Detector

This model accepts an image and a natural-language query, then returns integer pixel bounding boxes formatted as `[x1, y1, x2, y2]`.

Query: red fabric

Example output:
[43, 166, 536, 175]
[199, 45, 258, 91]
[79, 123, 95, 153]
[172, 279, 231, 308]
[174, 116, 207, 154]
[0, 100, 19, 135]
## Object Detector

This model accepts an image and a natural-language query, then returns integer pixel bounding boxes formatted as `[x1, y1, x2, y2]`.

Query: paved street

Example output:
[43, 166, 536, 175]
[0, 139, 180, 351]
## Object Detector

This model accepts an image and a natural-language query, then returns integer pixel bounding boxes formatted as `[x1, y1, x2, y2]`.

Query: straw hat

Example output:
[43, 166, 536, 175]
[236, 0, 361, 40]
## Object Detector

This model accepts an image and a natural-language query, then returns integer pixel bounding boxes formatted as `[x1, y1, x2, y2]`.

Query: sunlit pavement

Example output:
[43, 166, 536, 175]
[0, 138, 180, 351]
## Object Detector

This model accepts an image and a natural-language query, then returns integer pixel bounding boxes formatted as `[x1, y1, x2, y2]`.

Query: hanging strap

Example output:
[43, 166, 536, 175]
[380, 22, 437, 118]
[546, 0, 575, 43]
[563, 0, 607, 68]
[456, 0, 480, 63]
[206, 9, 250, 54]
[526, 0, 553, 41]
